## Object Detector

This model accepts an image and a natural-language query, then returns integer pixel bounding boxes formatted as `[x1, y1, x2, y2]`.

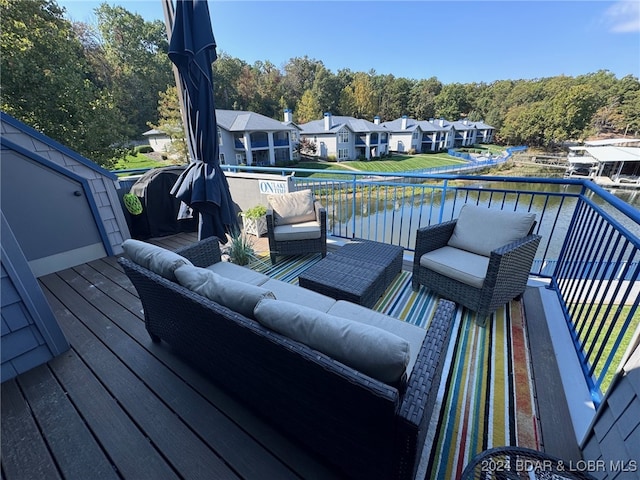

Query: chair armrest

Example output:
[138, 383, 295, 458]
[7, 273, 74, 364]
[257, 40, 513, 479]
[413, 220, 457, 266]
[484, 234, 542, 290]
[174, 236, 222, 267]
[314, 201, 327, 235]
[266, 209, 276, 242]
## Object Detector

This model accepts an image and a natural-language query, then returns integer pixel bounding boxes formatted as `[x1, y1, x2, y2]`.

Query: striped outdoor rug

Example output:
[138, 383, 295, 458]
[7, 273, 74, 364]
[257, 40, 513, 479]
[251, 254, 540, 479]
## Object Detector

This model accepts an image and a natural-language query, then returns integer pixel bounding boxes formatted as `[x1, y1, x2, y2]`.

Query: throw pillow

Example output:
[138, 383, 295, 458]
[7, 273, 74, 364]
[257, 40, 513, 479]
[254, 298, 410, 384]
[122, 239, 193, 281]
[448, 204, 536, 257]
[175, 264, 275, 319]
[268, 189, 316, 226]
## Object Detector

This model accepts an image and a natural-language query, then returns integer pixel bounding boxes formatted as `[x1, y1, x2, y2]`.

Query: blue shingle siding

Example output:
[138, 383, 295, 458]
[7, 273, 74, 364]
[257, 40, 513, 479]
[1, 262, 52, 383]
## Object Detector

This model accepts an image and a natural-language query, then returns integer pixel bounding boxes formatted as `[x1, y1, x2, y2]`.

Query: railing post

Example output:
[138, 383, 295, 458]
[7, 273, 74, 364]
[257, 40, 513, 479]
[439, 179, 448, 223]
[352, 173, 357, 238]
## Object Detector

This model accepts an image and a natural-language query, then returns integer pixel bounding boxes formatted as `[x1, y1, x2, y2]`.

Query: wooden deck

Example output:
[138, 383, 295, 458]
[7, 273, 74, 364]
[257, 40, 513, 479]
[1, 233, 339, 480]
[1, 232, 579, 479]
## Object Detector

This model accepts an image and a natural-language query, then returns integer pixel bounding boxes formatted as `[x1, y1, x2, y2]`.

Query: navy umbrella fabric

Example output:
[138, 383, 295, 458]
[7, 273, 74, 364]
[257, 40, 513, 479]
[168, 0, 237, 241]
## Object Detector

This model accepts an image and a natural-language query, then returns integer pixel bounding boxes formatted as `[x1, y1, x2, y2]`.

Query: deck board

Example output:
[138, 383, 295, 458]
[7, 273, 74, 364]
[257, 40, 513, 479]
[1, 234, 339, 480]
[1, 379, 62, 480]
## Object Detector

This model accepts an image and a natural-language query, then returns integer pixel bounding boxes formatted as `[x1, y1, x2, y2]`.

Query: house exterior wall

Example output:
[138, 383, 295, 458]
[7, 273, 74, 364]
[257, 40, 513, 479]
[147, 135, 172, 152]
[0, 114, 130, 258]
[581, 345, 640, 478]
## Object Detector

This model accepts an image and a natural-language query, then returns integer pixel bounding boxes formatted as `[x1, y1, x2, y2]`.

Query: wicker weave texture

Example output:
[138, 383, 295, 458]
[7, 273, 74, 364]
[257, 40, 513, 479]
[412, 220, 541, 322]
[460, 446, 597, 480]
[266, 200, 327, 264]
[118, 237, 455, 480]
[299, 240, 403, 308]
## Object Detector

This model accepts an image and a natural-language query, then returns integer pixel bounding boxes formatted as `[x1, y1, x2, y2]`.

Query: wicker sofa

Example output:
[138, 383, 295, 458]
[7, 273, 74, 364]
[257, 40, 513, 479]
[119, 236, 455, 480]
[412, 204, 541, 325]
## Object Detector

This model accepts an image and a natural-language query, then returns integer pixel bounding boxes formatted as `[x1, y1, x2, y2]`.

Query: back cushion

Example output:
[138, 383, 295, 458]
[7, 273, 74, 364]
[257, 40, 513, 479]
[448, 204, 536, 257]
[254, 298, 410, 384]
[122, 239, 192, 281]
[268, 189, 316, 225]
[174, 264, 275, 319]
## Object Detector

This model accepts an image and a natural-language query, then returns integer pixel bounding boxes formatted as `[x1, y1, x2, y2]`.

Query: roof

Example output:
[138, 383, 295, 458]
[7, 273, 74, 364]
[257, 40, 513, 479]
[584, 147, 640, 163]
[216, 109, 294, 132]
[380, 117, 420, 132]
[299, 115, 388, 135]
[585, 138, 640, 147]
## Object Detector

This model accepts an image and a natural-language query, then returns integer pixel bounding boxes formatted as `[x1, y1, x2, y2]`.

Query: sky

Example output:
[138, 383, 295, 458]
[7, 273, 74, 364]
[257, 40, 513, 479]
[57, 0, 640, 84]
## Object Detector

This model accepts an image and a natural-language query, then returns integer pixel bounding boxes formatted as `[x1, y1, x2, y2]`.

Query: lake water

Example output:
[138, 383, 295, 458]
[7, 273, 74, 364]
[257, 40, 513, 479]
[325, 180, 640, 262]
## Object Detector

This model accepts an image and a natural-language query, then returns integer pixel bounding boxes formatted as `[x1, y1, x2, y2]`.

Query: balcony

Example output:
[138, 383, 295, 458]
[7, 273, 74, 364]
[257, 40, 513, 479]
[2, 169, 638, 479]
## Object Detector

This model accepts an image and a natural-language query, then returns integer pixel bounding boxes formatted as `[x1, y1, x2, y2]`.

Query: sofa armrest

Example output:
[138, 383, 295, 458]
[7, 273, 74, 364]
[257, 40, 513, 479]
[413, 220, 457, 268]
[395, 299, 456, 479]
[174, 236, 222, 267]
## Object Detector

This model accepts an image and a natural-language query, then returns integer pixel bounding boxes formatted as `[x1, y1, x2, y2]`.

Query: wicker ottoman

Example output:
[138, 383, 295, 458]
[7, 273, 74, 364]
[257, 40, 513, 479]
[298, 240, 404, 308]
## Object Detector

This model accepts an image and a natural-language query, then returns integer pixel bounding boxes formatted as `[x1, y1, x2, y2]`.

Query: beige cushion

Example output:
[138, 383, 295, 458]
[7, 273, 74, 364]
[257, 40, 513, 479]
[273, 221, 321, 241]
[122, 239, 192, 281]
[175, 265, 275, 319]
[268, 189, 316, 225]
[421, 246, 489, 289]
[261, 279, 337, 312]
[448, 204, 536, 257]
[206, 261, 270, 286]
[254, 299, 410, 384]
[326, 301, 426, 376]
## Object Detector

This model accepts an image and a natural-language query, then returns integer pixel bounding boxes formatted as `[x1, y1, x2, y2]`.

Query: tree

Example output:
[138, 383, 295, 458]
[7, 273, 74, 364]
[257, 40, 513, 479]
[409, 77, 442, 120]
[435, 83, 471, 119]
[94, 4, 173, 136]
[0, 0, 126, 167]
[296, 89, 321, 124]
[148, 85, 188, 162]
[212, 51, 246, 109]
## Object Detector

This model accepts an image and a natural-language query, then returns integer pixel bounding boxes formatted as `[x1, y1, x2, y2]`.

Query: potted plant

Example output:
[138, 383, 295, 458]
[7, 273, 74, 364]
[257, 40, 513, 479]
[227, 229, 255, 266]
[241, 205, 268, 237]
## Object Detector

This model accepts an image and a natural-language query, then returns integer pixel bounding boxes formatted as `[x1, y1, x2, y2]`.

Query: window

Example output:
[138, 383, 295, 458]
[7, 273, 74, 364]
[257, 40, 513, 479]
[413, 131, 418, 139]
[338, 129, 349, 143]
[338, 148, 349, 160]
[218, 128, 223, 146]
[219, 153, 226, 164]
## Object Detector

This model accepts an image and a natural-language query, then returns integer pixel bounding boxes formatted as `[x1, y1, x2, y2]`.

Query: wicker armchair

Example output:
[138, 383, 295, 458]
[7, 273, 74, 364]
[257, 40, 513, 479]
[412, 205, 541, 325]
[266, 191, 327, 264]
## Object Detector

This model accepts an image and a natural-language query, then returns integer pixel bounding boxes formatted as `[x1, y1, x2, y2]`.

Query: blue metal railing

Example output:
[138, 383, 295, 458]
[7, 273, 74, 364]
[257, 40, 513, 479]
[222, 165, 638, 407]
[113, 161, 639, 408]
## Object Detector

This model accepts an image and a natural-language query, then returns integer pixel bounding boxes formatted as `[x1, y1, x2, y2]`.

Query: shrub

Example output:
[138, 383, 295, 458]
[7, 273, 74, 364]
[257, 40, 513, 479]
[136, 145, 154, 154]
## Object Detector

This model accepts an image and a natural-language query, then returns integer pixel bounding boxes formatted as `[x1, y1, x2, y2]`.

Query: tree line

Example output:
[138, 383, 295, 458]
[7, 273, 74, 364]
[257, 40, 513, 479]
[2, 0, 639, 168]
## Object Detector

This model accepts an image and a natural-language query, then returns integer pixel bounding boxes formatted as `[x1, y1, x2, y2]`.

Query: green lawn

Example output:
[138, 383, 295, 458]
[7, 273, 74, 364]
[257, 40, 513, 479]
[346, 153, 466, 172]
[112, 153, 164, 172]
[293, 153, 466, 178]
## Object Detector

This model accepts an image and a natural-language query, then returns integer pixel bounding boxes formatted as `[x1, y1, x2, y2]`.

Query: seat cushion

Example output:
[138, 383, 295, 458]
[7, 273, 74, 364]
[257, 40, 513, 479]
[326, 301, 426, 377]
[268, 189, 316, 225]
[420, 246, 489, 289]
[448, 204, 536, 257]
[254, 299, 410, 385]
[175, 265, 275, 319]
[273, 221, 321, 241]
[122, 239, 192, 281]
[206, 261, 270, 286]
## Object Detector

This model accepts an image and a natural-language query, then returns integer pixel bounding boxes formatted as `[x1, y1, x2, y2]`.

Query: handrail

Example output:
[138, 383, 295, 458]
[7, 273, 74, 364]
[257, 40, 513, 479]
[112, 162, 640, 410]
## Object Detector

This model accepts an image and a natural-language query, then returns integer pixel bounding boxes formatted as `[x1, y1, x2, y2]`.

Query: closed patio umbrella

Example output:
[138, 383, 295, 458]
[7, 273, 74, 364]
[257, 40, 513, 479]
[166, 0, 238, 241]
